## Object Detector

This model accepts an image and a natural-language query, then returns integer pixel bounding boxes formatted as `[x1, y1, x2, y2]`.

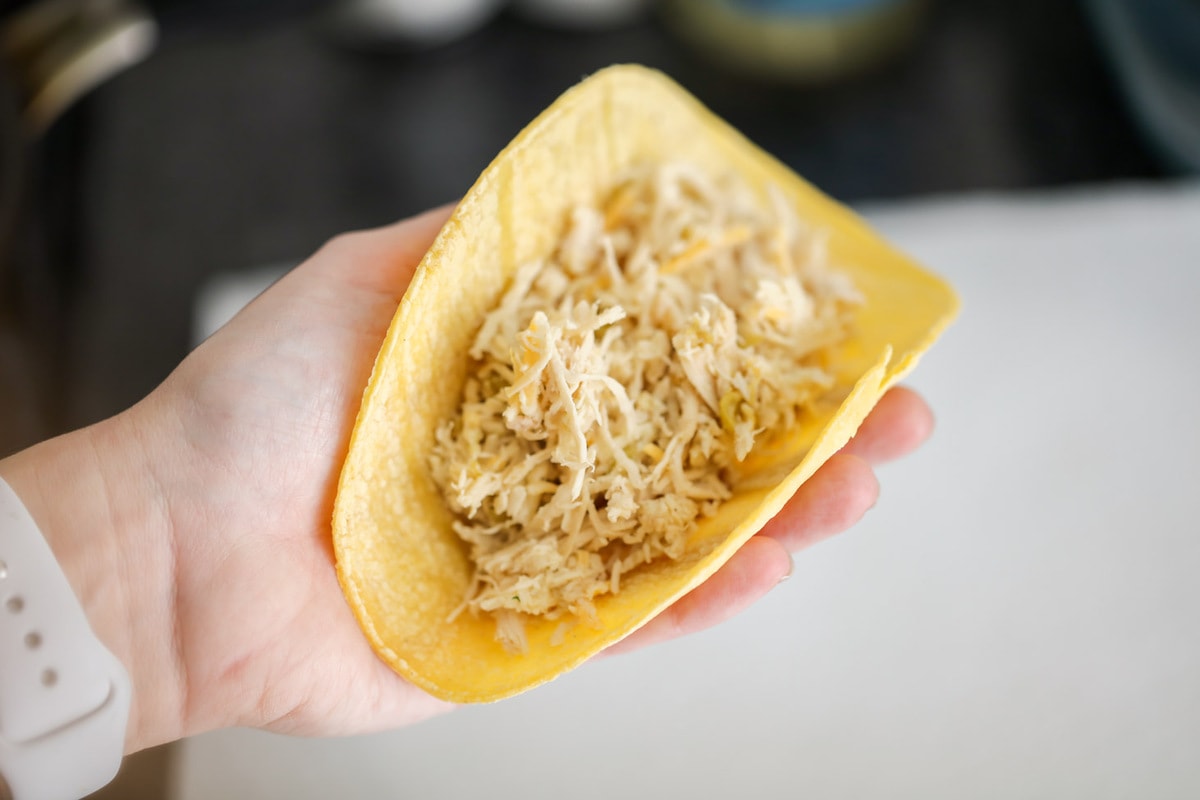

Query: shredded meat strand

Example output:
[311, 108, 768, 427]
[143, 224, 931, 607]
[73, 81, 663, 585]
[430, 162, 861, 651]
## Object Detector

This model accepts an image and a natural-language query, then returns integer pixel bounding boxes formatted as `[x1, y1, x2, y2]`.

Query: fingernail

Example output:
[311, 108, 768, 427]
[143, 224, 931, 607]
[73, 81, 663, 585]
[777, 553, 795, 584]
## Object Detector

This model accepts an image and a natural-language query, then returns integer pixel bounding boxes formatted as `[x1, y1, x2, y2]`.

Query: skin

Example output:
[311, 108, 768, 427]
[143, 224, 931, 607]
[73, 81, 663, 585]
[0, 206, 934, 754]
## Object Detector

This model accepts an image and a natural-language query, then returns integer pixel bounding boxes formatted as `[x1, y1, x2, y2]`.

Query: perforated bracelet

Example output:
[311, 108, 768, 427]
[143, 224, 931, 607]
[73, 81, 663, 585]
[0, 477, 130, 800]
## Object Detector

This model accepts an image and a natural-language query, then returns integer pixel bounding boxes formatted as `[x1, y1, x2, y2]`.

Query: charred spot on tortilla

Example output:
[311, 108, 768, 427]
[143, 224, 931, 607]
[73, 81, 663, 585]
[429, 161, 862, 653]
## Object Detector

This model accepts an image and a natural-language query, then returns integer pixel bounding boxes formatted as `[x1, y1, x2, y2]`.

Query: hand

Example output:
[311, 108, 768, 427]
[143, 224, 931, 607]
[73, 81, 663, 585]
[0, 208, 934, 753]
[608, 384, 932, 653]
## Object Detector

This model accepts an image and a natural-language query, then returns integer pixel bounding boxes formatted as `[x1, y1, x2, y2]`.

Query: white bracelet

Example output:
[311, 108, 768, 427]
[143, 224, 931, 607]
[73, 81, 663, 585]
[0, 477, 130, 800]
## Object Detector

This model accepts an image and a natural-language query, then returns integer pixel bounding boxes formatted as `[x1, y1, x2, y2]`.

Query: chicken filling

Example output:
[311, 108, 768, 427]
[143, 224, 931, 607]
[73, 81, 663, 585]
[429, 162, 861, 653]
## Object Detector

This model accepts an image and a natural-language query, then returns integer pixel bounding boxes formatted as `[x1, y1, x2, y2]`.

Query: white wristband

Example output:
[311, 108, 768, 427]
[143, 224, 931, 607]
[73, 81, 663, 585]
[0, 478, 130, 800]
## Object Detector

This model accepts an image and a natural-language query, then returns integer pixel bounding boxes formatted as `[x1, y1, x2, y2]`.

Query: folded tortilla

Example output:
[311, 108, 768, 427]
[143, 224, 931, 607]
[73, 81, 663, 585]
[332, 64, 959, 702]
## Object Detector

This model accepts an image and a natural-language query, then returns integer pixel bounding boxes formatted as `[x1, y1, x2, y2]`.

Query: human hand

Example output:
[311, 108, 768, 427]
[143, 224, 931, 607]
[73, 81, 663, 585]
[0, 207, 934, 753]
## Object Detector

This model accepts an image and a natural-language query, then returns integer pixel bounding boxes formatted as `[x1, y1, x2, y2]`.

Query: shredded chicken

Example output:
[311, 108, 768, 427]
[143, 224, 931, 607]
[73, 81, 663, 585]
[429, 161, 861, 651]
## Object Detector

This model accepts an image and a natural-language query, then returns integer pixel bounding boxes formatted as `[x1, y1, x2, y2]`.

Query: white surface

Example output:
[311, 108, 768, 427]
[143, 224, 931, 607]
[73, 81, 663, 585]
[180, 183, 1200, 799]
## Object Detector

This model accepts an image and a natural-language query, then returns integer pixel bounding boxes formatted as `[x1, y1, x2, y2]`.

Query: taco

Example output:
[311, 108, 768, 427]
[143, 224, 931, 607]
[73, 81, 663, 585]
[332, 65, 958, 702]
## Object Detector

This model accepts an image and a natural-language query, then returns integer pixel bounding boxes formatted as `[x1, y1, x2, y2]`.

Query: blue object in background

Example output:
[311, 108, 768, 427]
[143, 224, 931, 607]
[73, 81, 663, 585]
[1123, 0, 1200, 80]
[1086, 0, 1200, 173]
[660, 0, 926, 82]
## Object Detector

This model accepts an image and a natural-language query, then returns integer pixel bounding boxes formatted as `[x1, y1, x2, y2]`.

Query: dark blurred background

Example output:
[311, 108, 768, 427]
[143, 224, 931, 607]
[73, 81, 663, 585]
[0, 0, 1192, 793]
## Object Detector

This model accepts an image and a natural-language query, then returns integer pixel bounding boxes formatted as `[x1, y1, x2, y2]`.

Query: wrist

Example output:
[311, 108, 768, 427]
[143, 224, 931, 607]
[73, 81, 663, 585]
[0, 410, 184, 753]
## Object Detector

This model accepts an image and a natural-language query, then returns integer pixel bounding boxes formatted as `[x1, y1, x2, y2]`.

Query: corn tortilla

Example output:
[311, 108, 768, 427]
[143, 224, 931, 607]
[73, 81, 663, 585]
[332, 65, 959, 702]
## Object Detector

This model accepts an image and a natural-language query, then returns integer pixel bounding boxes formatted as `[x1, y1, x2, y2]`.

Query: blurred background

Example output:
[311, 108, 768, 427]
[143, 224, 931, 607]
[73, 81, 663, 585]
[2, 0, 1198, 797]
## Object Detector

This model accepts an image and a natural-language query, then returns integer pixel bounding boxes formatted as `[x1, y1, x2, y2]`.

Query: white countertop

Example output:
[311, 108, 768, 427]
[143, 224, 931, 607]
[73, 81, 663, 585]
[180, 182, 1200, 799]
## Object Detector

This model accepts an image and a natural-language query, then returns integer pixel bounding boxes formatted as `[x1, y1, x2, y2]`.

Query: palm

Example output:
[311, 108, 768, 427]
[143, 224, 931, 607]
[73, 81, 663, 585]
[140, 208, 932, 740]
[147, 211, 456, 737]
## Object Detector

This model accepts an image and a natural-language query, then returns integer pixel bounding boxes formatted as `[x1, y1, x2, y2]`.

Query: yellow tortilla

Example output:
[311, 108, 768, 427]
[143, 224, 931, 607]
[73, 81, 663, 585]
[332, 65, 959, 702]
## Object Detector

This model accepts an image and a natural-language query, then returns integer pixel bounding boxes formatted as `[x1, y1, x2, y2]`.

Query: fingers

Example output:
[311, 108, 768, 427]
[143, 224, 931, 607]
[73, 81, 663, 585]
[759, 387, 930, 552]
[602, 387, 932, 656]
[839, 386, 934, 465]
[604, 536, 792, 656]
[758, 453, 878, 552]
